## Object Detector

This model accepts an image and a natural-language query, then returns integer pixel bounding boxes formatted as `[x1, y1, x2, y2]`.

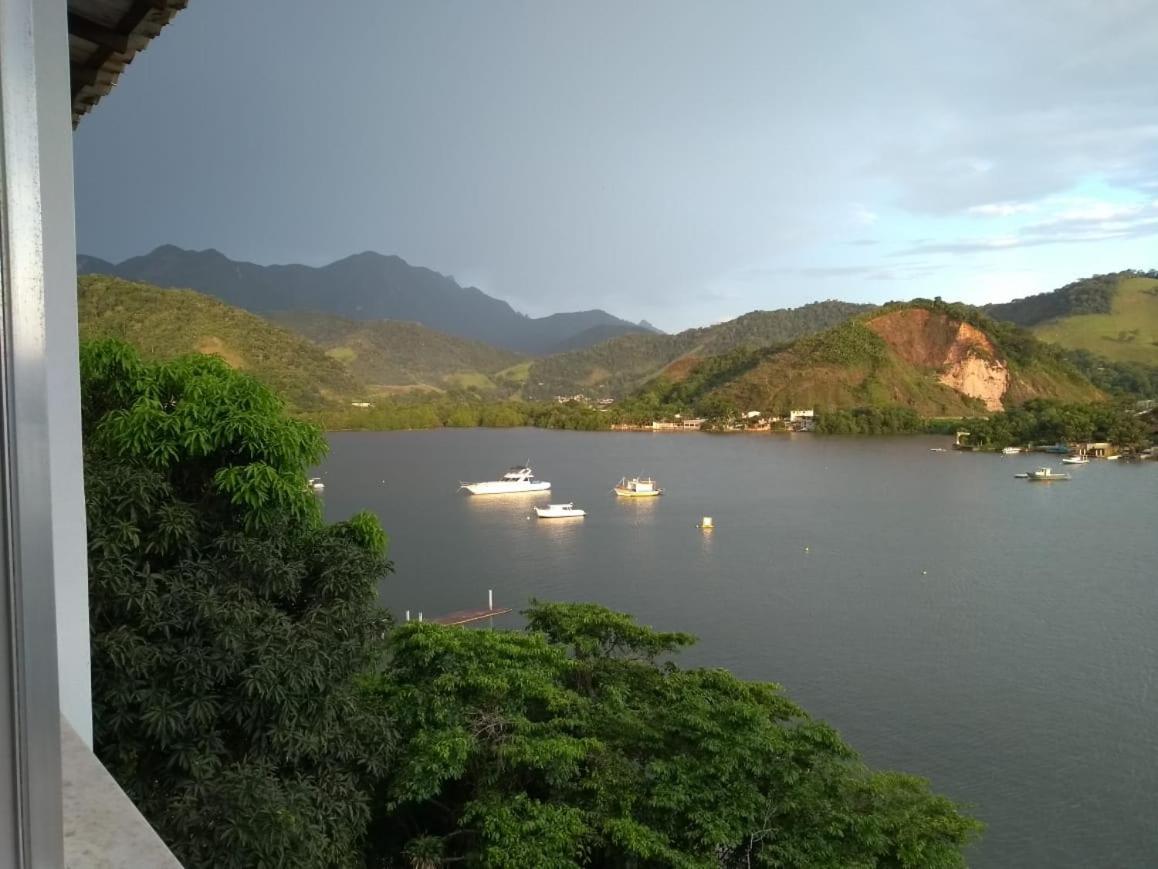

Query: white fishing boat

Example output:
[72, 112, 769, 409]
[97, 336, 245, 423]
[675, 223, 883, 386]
[534, 503, 586, 519]
[1061, 455, 1089, 465]
[1001, 446, 1022, 455]
[460, 465, 551, 495]
[1027, 467, 1070, 481]
[613, 476, 663, 497]
[307, 477, 325, 492]
[929, 447, 947, 452]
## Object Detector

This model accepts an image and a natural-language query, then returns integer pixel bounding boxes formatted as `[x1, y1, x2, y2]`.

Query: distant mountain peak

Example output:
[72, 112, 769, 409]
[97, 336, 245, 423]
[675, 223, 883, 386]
[76, 245, 644, 355]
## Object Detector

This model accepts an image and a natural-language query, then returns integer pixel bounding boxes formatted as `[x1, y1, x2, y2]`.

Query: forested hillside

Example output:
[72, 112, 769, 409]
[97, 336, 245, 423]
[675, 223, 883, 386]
[78, 275, 359, 410]
[984, 271, 1158, 365]
[268, 312, 524, 391]
[639, 301, 1102, 418]
[524, 300, 875, 398]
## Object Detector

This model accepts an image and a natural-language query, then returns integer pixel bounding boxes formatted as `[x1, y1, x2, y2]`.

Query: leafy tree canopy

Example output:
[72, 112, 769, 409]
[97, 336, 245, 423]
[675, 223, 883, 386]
[83, 340, 393, 868]
[365, 602, 981, 868]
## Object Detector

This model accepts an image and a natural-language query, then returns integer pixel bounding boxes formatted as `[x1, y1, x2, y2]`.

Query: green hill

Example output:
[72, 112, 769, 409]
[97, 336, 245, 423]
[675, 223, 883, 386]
[985, 271, 1158, 365]
[268, 312, 524, 392]
[671, 301, 1102, 416]
[1029, 275, 1158, 365]
[525, 300, 875, 399]
[78, 275, 360, 410]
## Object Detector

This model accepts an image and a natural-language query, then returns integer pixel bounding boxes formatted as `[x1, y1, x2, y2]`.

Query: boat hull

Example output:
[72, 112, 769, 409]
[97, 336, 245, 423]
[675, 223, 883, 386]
[461, 480, 551, 495]
[535, 506, 585, 518]
[613, 487, 662, 497]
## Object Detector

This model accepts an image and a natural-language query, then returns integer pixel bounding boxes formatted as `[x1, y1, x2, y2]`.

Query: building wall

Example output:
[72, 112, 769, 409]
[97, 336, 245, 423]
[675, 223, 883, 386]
[35, 0, 91, 745]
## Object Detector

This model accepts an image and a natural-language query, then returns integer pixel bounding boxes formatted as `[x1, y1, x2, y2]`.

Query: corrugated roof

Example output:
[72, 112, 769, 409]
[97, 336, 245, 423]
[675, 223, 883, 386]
[69, 0, 188, 126]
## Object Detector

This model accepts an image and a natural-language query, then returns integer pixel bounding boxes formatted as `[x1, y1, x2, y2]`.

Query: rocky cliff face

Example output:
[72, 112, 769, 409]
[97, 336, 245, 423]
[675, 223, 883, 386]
[866, 310, 1009, 410]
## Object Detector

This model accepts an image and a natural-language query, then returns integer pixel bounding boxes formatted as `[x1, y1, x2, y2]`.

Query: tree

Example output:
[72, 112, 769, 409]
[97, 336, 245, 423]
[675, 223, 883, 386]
[82, 340, 394, 868]
[365, 602, 980, 867]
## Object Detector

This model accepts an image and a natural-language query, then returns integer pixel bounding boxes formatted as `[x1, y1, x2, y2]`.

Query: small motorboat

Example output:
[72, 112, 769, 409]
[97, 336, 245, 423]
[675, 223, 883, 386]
[929, 447, 947, 453]
[1013, 473, 1029, 479]
[1061, 456, 1089, 465]
[614, 476, 663, 497]
[307, 477, 325, 492]
[534, 503, 586, 519]
[1001, 446, 1022, 455]
[1026, 467, 1070, 481]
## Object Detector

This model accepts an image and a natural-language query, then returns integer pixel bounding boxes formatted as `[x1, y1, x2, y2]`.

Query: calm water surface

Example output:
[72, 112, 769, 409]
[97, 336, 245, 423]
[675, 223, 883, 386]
[319, 429, 1158, 868]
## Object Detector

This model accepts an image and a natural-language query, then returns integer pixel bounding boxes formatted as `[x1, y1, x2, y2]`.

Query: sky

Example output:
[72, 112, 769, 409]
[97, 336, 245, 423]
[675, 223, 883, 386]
[74, 0, 1158, 332]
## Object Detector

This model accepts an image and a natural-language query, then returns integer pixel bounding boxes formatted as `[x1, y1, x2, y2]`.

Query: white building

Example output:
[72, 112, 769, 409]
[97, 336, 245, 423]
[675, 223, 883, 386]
[789, 408, 815, 422]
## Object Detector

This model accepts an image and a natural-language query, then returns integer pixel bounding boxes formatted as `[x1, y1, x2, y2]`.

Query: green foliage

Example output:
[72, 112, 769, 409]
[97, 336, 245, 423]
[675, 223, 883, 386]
[1061, 349, 1158, 399]
[815, 406, 927, 435]
[961, 398, 1152, 450]
[797, 320, 890, 366]
[365, 603, 980, 867]
[83, 340, 394, 869]
[78, 275, 360, 410]
[526, 301, 875, 400]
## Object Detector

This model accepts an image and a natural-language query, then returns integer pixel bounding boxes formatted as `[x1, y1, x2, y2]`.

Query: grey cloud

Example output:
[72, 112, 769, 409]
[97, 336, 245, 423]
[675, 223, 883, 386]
[72, 0, 1158, 329]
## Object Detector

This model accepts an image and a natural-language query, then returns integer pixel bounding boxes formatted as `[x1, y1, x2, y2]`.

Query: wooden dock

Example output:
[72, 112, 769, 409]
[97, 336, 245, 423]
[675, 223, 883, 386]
[407, 590, 513, 627]
[432, 607, 513, 626]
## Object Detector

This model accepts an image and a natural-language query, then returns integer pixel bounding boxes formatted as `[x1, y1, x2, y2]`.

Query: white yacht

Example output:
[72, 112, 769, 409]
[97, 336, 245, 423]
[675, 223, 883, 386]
[534, 503, 586, 519]
[307, 477, 325, 492]
[1061, 455, 1089, 465]
[460, 465, 551, 495]
[1001, 446, 1022, 455]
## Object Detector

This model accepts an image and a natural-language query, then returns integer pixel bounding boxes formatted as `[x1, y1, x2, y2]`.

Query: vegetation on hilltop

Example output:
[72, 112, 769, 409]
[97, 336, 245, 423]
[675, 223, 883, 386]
[983, 272, 1133, 326]
[268, 311, 524, 391]
[983, 271, 1158, 366]
[85, 338, 980, 866]
[525, 300, 875, 399]
[689, 300, 1102, 418]
[78, 275, 359, 410]
[1028, 275, 1158, 365]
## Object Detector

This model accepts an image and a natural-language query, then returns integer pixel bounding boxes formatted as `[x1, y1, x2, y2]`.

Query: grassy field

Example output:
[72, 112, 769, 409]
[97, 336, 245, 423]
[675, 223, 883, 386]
[1031, 276, 1158, 364]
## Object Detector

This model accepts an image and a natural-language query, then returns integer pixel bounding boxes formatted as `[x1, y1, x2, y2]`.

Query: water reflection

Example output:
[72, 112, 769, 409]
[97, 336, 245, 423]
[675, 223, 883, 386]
[611, 493, 661, 526]
[461, 490, 550, 520]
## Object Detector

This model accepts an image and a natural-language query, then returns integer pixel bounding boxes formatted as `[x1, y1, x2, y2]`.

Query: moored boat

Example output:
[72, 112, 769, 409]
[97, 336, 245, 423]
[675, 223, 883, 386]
[1061, 455, 1089, 465]
[1001, 446, 1022, 455]
[1027, 467, 1070, 481]
[534, 503, 586, 519]
[461, 465, 551, 495]
[613, 476, 663, 497]
[307, 477, 325, 492]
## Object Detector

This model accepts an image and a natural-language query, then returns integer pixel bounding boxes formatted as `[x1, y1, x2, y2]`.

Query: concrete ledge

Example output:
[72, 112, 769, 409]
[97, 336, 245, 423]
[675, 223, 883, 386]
[61, 719, 183, 868]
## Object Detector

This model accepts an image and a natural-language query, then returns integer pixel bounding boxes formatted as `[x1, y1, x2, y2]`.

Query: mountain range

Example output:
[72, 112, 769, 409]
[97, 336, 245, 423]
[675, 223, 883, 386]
[77, 245, 655, 355]
[75, 254, 1157, 420]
